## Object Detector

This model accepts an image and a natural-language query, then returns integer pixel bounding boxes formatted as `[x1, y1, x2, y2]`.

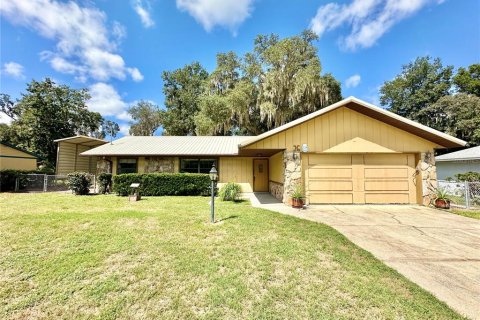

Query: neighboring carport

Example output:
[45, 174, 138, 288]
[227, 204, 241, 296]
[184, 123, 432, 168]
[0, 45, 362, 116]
[54, 136, 107, 175]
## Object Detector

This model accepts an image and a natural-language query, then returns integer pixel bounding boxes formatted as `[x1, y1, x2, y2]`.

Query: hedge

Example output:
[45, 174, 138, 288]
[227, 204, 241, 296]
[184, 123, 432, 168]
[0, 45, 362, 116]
[66, 172, 91, 195]
[112, 173, 211, 196]
[0, 169, 51, 192]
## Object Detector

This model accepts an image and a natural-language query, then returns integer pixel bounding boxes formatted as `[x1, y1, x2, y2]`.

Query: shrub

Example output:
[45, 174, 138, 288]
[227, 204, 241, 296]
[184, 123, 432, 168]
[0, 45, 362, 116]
[98, 173, 112, 194]
[66, 172, 91, 195]
[112, 173, 210, 196]
[0, 169, 49, 192]
[219, 182, 241, 201]
[455, 171, 480, 182]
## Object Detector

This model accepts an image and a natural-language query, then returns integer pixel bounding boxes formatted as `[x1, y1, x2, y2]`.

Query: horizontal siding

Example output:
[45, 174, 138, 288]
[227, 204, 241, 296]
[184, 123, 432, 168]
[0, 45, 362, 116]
[0, 144, 37, 158]
[0, 157, 37, 170]
[245, 107, 438, 153]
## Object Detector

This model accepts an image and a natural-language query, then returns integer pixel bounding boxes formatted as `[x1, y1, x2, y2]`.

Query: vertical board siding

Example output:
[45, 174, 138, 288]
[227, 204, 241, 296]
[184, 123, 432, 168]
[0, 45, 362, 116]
[244, 107, 438, 152]
[269, 151, 284, 183]
[218, 157, 253, 192]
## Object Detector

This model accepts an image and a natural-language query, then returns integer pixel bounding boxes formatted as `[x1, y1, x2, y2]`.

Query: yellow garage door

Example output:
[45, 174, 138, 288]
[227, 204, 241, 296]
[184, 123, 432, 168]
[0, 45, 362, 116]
[305, 154, 417, 204]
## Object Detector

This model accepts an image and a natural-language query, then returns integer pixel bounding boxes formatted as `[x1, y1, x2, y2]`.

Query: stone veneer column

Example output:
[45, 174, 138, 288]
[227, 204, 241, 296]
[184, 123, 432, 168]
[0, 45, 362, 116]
[96, 158, 111, 175]
[282, 150, 302, 205]
[144, 157, 175, 173]
[419, 151, 437, 206]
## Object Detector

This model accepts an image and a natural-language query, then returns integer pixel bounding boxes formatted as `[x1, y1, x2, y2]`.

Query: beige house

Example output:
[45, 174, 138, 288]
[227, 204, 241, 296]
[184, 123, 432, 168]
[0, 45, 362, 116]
[57, 97, 466, 205]
[0, 141, 39, 171]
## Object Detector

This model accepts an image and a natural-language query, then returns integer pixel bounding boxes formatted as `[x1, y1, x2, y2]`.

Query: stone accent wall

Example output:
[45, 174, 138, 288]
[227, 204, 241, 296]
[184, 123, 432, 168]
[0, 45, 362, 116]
[96, 158, 112, 175]
[418, 151, 437, 206]
[269, 181, 284, 201]
[145, 157, 175, 173]
[282, 151, 302, 205]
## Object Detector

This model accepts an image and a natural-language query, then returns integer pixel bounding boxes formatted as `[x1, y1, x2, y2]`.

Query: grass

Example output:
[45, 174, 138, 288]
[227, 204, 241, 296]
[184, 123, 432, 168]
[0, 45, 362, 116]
[449, 208, 480, 220]
[0, 193, 463, 320]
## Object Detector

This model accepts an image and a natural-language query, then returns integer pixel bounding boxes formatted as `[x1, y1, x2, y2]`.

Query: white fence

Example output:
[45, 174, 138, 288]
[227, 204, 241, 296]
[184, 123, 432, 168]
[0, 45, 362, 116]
[437, 180, 480, 209]
[15, 174, 96, 193]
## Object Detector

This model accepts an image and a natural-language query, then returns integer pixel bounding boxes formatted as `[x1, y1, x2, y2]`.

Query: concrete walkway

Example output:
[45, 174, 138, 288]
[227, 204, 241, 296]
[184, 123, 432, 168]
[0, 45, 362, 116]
[249, 193, 480, 319]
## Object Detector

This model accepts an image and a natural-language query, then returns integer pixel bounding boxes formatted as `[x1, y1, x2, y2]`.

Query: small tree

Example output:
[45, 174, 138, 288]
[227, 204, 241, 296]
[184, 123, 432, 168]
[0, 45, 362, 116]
[102, 120, 120, 143]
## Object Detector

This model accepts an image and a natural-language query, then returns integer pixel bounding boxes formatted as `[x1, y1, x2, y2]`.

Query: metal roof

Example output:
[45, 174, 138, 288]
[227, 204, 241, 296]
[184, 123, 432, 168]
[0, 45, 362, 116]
[54, 135, 108, 147]
[436, 146, 480, 162]
[239, 96, 467, 149]
[80, 136, 254, 156]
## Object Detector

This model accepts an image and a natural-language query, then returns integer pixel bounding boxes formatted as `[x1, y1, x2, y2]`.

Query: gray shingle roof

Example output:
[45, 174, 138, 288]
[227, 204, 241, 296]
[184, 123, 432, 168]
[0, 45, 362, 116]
[80, 136, 254, 156]
[436, 146, 480, 161]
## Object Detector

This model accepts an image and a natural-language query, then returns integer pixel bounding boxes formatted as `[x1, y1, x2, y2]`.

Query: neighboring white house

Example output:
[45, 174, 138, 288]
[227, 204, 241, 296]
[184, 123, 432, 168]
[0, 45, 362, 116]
[436, 146, 480, 180]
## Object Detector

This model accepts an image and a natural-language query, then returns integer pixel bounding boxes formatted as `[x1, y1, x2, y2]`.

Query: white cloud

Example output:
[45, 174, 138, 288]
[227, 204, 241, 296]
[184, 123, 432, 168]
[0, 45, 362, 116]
[2, 62, 25, 79]
[87, 83, 128, 117]
[345, 74, 361, 88]
[133, 0, 155, 28]
[0, 0, 143, 82]
[310, 0, 443, 51]
[127, 67, 144, 82]
[176, 0, 254, 34]
[119, 124, 131, 136]
[0, 113, 13, 125]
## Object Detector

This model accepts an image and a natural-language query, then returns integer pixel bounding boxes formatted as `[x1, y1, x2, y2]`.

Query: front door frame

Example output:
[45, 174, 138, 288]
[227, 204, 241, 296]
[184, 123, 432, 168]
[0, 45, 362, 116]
[253, 158, 269, 192]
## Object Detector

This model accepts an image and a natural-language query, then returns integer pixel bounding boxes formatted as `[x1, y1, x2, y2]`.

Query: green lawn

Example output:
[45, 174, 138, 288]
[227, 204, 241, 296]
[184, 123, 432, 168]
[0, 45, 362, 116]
[450, 208, 480, 220]
[0, 193, 462, 319]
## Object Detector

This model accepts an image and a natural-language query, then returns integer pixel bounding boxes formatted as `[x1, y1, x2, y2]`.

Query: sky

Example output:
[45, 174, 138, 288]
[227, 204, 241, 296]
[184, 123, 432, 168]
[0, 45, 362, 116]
[1, 0, 479, 137]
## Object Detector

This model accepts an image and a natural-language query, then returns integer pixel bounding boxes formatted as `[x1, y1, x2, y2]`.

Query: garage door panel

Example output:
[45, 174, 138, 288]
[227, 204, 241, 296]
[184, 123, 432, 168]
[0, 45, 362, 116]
[309, 168, 352, 179]
[310, 193, 353, 204]
[309, 180, 353, 191]
[306, 153, 416, 205]
[364, 168, 408, 179]
[365, 180, 409, 191]
[365, 193, 409, 204]
[364, 154, 408, 165]
[308, 154, 351, 166]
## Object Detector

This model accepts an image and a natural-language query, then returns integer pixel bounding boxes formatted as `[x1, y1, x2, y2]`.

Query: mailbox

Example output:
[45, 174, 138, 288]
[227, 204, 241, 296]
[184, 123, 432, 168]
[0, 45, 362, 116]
[129, 183, 141, 201]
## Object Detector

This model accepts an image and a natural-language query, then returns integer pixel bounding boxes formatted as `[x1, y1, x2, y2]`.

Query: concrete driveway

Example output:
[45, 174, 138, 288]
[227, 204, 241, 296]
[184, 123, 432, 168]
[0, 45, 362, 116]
[250, 195, 480, 319]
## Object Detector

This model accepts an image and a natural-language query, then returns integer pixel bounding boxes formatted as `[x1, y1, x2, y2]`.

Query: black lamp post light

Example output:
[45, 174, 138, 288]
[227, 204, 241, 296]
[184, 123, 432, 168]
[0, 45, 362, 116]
[209, 163, 218, 223]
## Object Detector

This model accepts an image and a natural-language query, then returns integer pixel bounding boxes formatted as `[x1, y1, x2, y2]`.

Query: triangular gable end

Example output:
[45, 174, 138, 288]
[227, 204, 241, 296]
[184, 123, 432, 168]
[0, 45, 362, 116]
[239, 97, 466, 150]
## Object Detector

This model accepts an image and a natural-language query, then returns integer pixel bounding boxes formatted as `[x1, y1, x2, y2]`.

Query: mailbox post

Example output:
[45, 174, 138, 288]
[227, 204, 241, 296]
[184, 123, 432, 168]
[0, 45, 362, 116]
[129, 183, 141, 201]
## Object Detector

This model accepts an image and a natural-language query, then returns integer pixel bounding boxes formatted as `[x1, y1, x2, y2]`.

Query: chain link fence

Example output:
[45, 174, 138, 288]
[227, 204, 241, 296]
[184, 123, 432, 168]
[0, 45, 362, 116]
[437, 180, 480, 209]
[15, 174, 96, 193]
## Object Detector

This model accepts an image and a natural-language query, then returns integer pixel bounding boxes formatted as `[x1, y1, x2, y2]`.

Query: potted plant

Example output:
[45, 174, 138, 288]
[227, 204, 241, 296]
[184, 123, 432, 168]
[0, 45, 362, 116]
[434, 188, 451, 209]
[291, 183, 304, 208]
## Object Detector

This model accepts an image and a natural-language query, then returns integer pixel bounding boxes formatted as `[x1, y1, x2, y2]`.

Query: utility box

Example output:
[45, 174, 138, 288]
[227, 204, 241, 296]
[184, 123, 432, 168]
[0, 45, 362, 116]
[129, 183, 141, 201]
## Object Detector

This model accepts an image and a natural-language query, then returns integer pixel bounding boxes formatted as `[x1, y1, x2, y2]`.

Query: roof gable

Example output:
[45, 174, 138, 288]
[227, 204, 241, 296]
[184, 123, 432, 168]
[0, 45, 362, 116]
[239, 97, 466, 149]
[436, 146, 480, 161]
[0, 141, 41, 159]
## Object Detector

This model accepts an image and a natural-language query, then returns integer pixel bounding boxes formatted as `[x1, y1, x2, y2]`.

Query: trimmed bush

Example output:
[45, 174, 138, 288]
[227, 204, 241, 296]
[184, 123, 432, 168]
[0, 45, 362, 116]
[66, 172, 91, 195]
[455, 171, 480, 182]
[219, 182, 242, 201]
[0, 169, 49, 192]
[98, 173, 112, 194]
[112, 173, 210, 196]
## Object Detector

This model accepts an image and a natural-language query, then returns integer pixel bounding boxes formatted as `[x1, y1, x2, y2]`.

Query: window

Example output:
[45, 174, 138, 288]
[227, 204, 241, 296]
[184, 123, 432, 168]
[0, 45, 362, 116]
[117, 158, 137, 174]
[180, 158, 217, 174]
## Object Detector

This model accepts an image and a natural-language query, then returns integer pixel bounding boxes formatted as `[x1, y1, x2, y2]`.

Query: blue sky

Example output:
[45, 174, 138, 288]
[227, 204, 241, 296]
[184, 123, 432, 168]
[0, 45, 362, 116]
[1, 0, 479, 136]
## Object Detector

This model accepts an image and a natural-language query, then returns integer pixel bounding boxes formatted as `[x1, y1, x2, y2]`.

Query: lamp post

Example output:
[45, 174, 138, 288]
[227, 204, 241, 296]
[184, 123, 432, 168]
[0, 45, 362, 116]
[209, 164, 218, 223]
